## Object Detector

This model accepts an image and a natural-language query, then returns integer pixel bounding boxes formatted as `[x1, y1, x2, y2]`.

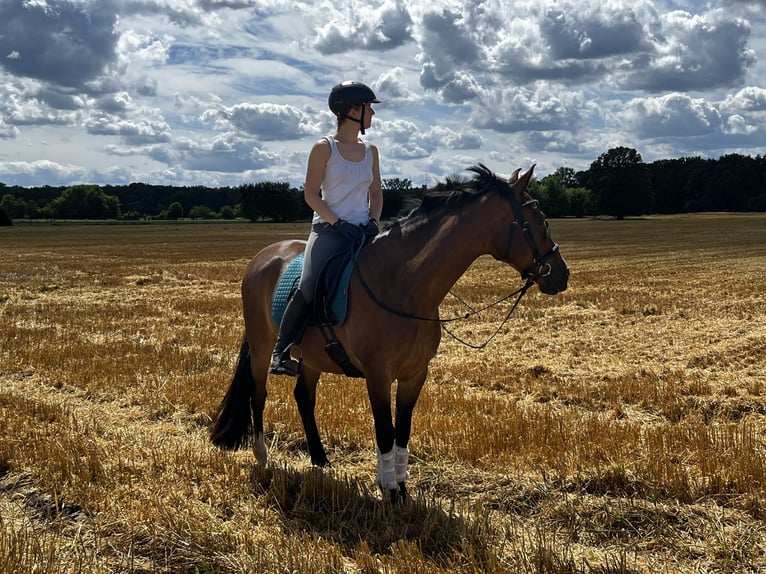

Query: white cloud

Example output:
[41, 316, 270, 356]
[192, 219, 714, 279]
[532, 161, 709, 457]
[721, 86, 766, 113]
[471, 84, 592, 133]
[201, 102, 323, 140]
[619, 93, 722, 138]
[620, 9, 755, 91]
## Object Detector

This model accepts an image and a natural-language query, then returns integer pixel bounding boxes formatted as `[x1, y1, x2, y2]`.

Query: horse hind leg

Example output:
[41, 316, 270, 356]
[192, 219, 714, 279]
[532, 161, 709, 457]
[293, 367, 330, 467]
[248, 343, 271, 466]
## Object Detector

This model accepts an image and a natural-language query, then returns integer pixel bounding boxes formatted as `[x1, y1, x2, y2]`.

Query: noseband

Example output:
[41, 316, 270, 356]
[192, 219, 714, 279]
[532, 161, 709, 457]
[507, 194, 560, 282]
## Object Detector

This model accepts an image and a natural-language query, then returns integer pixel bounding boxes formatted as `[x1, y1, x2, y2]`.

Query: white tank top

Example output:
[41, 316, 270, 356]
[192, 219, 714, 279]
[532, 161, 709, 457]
[312, 136, 373, 225]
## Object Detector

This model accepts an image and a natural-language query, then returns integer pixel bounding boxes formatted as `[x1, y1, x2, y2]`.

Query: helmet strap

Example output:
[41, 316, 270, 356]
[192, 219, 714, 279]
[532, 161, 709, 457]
[343, 104, 366, 135]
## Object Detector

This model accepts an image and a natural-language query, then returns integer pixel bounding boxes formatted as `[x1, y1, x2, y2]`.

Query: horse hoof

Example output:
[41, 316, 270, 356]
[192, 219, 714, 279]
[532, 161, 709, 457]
[381, 483, 408, 504]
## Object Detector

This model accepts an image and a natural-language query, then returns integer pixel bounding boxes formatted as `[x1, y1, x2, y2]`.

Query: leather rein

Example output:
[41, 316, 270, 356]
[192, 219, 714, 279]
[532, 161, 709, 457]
[354, 193, 559, 350]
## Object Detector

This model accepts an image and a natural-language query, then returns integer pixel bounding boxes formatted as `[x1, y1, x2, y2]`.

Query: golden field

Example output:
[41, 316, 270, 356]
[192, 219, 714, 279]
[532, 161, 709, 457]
[1, 215, 765, 573]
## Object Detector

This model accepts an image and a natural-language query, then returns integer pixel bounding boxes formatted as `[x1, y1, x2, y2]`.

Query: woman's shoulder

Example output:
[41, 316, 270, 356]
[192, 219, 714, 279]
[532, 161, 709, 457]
[312, 136, 333, 148]
[308, 137, 333, 158]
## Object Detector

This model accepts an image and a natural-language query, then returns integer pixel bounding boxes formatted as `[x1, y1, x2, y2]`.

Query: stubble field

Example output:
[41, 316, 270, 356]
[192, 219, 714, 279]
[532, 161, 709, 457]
[1, 215, 765, 573]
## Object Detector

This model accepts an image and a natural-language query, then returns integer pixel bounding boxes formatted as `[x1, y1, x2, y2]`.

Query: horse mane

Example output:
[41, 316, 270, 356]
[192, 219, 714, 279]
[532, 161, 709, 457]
[396, 163, 508, 231]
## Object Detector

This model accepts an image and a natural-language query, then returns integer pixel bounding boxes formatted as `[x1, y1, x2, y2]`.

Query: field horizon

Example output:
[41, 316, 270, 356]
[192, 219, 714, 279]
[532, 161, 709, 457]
[1, 214, 765, 573]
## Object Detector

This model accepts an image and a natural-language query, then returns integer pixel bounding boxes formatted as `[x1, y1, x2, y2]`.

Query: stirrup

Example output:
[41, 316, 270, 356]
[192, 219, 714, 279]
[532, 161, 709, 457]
[269, 345, 302, 376]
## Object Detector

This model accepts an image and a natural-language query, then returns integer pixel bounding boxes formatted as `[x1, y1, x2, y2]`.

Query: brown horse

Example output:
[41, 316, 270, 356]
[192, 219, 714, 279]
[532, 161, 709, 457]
[211, 164, 569, 500]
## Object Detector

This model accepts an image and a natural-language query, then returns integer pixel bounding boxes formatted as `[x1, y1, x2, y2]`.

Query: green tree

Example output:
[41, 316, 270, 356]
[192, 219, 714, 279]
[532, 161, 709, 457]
[189, 205, 214, 219]
[588, 147, 652, 219]
[239, 181, 303, 222]
[566, 187, 594, 218]
[24, 200, 40, 219]
[537, 174, 570, 218]
[382, 177, 415, 219]
[1, 194, 26, 218]
[48, 185, 121, 219]
[553, 166, 580, 188]
[219, 205, 235, 220]
[165, 201, 184, 220]
[0, 206, 11, 226]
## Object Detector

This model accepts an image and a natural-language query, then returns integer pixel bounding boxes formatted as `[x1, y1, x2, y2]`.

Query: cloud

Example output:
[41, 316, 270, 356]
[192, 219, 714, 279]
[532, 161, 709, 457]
[0, 159, 87, 186]
[423, 126, 482, 151]
[720, 86, 766, 114]
[201, 102, 323, 140]
[620, 9, 756, 91]
[541, 6, 648, 60]
[471, 84, 591, 133]
[373, 67, 420, 106]
[1, 78, 80, 127]
[0, 119, 19, 140]
[619, 93, 723, 138]
[0, 0, 119, 89]
[313, 0, 413, 54]
[377, 119, 433, 159]
[414, 5, 482, 94]
[84, 105, 172, 145]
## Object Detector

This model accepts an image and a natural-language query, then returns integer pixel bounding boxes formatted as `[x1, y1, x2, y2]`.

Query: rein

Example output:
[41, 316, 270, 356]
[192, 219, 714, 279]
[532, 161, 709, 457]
[354, 182, 559, 350]
[354, 263, 538, 349]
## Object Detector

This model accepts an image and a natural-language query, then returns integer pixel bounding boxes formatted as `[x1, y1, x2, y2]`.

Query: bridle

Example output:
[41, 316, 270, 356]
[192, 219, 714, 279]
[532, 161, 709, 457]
[508, 193, 560, 282]
[354, 186, 560, 349]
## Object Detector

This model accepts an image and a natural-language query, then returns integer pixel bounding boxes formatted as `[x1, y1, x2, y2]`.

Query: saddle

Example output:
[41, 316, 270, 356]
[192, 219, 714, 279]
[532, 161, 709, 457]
[271, 242, 365, 378]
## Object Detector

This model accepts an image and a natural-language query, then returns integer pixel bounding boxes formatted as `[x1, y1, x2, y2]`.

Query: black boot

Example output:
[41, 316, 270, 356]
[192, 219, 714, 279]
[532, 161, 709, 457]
[270, 290, 310, 376]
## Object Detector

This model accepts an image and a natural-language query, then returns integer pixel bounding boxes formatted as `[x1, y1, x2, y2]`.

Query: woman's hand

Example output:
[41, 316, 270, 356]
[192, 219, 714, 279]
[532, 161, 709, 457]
[363, 218, 379, 238]
[333, 219, 363, 242]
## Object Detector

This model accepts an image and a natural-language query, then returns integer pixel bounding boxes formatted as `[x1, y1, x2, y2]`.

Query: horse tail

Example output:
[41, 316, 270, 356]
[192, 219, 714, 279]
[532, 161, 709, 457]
[210, 336, 254, 450]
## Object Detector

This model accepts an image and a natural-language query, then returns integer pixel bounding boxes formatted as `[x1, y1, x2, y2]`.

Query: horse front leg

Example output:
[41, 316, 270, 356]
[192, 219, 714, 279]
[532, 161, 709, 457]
[365, 375, 398, 501]
[293, 367, 329, 467]
[393, 369, 428, 501]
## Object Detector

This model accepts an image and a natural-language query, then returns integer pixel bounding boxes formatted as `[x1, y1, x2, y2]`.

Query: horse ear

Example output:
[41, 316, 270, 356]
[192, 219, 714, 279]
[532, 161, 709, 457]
[508, 169, 521, 184]
[512, 165, 536, 195]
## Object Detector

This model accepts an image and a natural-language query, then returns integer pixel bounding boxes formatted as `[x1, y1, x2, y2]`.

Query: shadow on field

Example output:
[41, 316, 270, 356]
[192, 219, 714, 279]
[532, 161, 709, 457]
[251, 464, 497, 567]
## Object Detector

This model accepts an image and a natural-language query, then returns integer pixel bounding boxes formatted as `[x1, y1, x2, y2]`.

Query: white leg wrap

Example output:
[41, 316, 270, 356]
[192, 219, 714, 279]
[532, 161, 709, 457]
[395, 445, 410, 483]
[376, 448, 397, 491]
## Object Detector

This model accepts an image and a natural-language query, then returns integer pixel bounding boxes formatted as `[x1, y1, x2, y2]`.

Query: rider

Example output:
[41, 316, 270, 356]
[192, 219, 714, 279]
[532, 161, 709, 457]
[269, 81, 383, 376]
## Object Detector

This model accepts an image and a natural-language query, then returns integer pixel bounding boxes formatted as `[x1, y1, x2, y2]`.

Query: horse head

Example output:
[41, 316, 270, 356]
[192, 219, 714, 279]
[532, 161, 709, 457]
[508, 165, 569, 294]
[471, 164, 569, 295]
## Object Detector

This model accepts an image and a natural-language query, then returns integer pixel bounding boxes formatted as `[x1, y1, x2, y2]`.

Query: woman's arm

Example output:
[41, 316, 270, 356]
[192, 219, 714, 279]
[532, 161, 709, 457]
[368, 144, 383, 221]
[303, 139, 338, 223]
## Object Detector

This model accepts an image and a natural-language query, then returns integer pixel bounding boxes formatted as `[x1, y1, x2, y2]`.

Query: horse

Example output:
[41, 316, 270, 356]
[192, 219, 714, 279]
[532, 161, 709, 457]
[210, 163, 569, 501]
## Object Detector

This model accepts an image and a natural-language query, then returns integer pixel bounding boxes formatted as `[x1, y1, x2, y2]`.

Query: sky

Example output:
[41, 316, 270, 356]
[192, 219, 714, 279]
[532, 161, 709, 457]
[0, 0, 765, 189]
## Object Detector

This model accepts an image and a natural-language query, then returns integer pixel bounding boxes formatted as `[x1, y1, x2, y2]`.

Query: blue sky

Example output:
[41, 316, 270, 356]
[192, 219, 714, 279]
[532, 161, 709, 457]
[0, 0, 765, 188]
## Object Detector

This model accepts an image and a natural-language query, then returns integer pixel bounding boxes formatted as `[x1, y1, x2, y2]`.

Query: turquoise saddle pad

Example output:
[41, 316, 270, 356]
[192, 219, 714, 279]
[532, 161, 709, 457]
[271, 253, 354, 327]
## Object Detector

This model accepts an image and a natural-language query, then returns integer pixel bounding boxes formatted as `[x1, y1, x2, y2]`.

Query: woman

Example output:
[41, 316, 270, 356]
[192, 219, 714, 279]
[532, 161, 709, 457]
[270, 81, 383, 376]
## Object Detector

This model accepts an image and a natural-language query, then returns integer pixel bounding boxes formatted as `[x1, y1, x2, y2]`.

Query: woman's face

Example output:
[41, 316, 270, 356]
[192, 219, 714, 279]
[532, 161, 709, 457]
[348, 104, 375, 129]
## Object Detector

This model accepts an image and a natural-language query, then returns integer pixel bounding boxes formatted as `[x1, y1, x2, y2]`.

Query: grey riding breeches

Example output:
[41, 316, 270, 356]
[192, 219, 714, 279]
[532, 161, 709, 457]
[298, 223, 353, 304]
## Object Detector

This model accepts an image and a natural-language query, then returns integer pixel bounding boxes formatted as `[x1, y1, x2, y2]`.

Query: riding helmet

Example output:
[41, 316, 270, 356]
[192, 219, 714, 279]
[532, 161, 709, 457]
[328, 81, 380, 117]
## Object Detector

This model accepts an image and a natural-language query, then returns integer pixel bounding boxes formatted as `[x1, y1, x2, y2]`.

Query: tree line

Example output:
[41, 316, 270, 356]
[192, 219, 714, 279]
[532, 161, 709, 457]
[1, 149, 764, 226]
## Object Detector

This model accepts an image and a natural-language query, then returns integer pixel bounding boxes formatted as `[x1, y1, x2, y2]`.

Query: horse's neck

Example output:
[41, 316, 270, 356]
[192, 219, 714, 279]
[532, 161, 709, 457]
[371, 197, 500, 315]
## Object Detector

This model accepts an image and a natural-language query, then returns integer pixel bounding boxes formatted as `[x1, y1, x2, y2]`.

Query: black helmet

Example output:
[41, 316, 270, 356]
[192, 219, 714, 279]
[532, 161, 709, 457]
[328, 81, 380, 117]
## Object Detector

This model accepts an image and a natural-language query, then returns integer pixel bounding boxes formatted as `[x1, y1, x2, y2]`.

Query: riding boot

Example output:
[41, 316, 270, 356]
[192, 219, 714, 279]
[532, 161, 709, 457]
[270, 290, 311, 376]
